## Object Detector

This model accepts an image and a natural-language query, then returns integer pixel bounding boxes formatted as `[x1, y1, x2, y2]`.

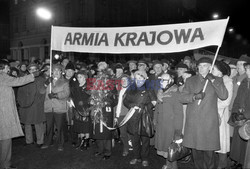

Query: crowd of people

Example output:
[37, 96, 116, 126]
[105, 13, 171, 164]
[0, 54, 250, 169]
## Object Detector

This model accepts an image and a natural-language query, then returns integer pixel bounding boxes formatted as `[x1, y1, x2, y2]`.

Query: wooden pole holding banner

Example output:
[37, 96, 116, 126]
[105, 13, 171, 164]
[49, 25, 54, 93]
[198, 46, 221, 105]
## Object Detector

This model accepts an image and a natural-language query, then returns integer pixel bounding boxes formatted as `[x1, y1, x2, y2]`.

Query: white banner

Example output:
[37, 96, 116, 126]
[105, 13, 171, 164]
[51, 17, 229, 54]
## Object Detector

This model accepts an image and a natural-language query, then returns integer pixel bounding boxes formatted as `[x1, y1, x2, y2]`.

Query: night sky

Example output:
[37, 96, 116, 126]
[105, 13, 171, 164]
[0, 0, 249, 43]
[196, 0, 249, 41]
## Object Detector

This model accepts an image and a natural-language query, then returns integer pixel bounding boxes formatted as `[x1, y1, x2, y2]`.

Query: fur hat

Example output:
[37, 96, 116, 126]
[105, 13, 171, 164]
[176, 62, 188, 69]
[65, 62, 75, 70]
[115, 63, 123, 70]
[215, 61, 231, 76]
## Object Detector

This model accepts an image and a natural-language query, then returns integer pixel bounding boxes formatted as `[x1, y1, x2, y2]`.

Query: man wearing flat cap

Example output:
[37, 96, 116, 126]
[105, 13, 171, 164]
[180, 57, 228, 169]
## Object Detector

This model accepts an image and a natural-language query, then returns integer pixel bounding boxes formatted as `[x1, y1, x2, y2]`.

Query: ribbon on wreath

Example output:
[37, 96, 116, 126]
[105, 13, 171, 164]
[101, 107, 138, 130]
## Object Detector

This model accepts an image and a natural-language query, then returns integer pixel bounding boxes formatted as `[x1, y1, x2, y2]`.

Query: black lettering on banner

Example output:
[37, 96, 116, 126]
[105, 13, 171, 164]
[114, 33, 126, 46]
[157, 30, 173, 45]
[126, 33, 137, 46]
[190, 28, 204, 42]
[94, 33, 99, 46]
[97, 33, 109, 46]
[64, 33, 72, 45]
[174, 29, 192, 44]
[82, 33, 94, 45]
[73, 32, 82, 45]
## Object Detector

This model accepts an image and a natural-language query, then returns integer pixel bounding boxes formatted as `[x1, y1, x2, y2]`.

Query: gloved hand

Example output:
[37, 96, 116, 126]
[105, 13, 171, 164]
[193, 90, 205, 100]
[48, 92, 58, 99]
[205, 73, 215, 81]
[174, 130, 183, 141]
[32, 71, 41, 77]
[44, 77, 53, 86]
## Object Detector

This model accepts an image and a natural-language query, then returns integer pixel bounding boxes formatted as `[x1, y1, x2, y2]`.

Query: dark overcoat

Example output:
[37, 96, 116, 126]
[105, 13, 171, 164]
[17, 76, 46, 124]
[230, 77, 250, 165]
[71, 85, 92, 134]
[180, 74, 228, 151]
[123, 83, 157, 136]
[154, 85, 183, 152]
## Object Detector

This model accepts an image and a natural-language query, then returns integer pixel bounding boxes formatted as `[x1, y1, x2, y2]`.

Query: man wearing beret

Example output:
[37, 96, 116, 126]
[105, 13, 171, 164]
[180, 57, 228, 169]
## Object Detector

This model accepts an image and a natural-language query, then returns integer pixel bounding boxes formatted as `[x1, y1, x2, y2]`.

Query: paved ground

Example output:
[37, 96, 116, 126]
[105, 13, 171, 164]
[12, 137, 195, 169]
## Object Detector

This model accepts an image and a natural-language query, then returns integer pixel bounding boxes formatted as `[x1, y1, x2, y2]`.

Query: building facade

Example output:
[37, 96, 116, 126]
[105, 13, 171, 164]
[0, 0, 10, 59]
[9, 0, 95, 62]
[9, 0, 195, 62]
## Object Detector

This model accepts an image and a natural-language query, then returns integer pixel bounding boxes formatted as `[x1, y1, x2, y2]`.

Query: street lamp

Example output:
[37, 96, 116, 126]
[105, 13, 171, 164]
[36, 7, 52, 20]
[212, 13, 219, 19]
[228, 27, 234, 34]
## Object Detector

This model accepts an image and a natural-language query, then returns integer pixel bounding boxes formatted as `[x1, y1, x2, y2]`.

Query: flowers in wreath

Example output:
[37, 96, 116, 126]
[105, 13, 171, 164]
[89, 63, 114, 124]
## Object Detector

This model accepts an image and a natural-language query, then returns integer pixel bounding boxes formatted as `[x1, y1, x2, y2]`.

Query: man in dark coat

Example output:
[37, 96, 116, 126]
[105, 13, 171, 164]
[230, 62, 250, 167]
[17, 63, 46, 147]
[180, 57, 228, 169]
